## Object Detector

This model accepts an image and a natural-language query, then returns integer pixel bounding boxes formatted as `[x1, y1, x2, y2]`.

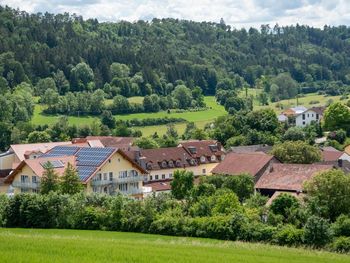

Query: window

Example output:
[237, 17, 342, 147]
[169, 173, 173, 178]
[307, 114, 309, 117]
[108, 159, 111, 163]
[176, 160, 182, 167]
[21, 188, 30, 193]
[93, 187, 98, 193]
[302, 121, 305, 125]
[168, 160, 174, 167]
[200, 156, 206, 163]
[316, 114, 319, 120]
[211, 155, 216, 162]
[149, 175, 153, 180]
[119, 171, 127, 178]
[109, 172, 113, 181]
[20, 175, 29, 183]
[32, 189, 39, 193]
[161, 161, 167, 168]
[32, 176, 38, 183]
[202, 169, 206, 174]
[312, 114, 314, 117]
[103, 173, 107, 180]
[118, 183, 128, 191]
[162, 174, 165, 179]
[155, 175, 159, 180]
[302, 114, 305, 120]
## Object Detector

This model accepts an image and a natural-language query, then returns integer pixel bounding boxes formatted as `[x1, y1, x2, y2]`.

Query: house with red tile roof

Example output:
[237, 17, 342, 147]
[212, 152, 278, 182]
[255, 163, 334, 196]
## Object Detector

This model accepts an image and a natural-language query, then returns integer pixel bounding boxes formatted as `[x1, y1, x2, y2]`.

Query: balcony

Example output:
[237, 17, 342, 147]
[12, 181, 40, 189]
[91, 175, 146, 186]
[117, 188, 144, 195]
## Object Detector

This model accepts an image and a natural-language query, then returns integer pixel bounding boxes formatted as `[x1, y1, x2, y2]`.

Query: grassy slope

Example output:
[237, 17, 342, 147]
[0, 228, 348, 263]
[239, 88, 342, 112]
[31, 96, 226, 136]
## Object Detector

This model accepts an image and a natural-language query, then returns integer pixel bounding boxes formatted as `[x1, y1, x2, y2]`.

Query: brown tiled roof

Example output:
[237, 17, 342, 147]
[212, 152, 274, 176]
[310, 106, 325, 115]
[230, 144, 272, 154]
[321, 147, 343, 162]
[255, 163, 333, 192]
[140, 147, 193, 170]
[144, 179, 172, 192]
[86, 136, 134, 148]
[179, 140, 224, 158]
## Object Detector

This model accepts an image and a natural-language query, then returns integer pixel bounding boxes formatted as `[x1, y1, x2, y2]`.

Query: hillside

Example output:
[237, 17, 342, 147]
[0, 229, 348, 263]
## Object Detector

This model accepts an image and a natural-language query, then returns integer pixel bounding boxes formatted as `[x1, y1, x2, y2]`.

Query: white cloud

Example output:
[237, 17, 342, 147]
[1, 0, 350, 28]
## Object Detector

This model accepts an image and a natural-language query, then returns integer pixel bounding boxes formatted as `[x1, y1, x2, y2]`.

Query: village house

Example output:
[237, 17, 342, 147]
[278, 106, 325, 127]
[212, 152, 278, 182]
[4, 146, 147, 198]
[255, 163, 333, 196]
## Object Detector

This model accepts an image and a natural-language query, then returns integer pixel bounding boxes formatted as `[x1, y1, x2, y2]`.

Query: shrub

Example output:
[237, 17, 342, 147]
[309, 100, 320, 105]
[304, 216, 332, 248]
[0, 194, 9, 227]
[273, 225, 304, 246]
[332, 215, 350, 237]
[331, 236, 350, 253]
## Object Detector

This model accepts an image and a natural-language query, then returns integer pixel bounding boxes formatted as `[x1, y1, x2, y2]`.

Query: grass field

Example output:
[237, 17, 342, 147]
[239, 88, 342, 112]
[31, 96, 226, 136]
[0, 228, 348, 263]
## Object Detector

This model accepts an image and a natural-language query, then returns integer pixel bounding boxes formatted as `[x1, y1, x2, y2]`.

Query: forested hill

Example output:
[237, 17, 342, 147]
[2, 5, 350, 96]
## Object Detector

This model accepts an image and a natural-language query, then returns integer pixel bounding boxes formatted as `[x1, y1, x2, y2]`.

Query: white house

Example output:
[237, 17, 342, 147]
[295, 107, 325, 127]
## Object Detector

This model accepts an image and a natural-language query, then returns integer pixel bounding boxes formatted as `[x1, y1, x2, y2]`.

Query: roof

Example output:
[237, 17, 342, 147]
[85, 136, 134, 149]
[139, 147, 193, 170]
[212, 152, 274, 176]
[321, 146, 343, 162]
[266, 191, 304, 206]
[179, 140, 224, 158]
[278, 114, 288, 122]
[229, 144, 272, 154]
[291, 106, 308, 114]
[255, 163, 333, 192]
[144, 180, 172, 192]
[10, 141, 72, 163]
[6, 146, 147, 184]
[5, 156, 76, 183]
[307, 106, 325, 115]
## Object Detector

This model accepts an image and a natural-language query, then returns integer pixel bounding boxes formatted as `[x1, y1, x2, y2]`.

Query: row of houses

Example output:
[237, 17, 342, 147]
[0, 136, 348, 200]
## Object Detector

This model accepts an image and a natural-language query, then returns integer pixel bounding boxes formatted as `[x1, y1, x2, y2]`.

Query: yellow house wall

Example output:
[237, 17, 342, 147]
[147, 162, 219, 181]
[86, 151, 144, 194]
[0, 153, 15, 170]
[10, 165, 37, 194]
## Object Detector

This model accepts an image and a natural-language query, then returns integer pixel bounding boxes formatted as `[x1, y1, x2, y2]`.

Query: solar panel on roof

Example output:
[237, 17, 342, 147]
[40, 160, 64, 168]
[41, 146, 80, 157]
[77, 166, 96, 181]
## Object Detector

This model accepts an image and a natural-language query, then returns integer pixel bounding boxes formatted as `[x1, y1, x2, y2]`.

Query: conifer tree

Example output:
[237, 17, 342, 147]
[60, 162, 83, 195]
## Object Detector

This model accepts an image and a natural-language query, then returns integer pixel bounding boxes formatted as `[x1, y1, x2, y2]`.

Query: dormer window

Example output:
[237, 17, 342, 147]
[209, 145, 218, 152]
[211, 155, 216, 162]
[188, 146, 197, 154]
[168, 160, 174, 167]
[161, 161, 167, 168]
[220, 155, 225, 161]
[176, 160, 182, 167]
[146, 162, 153, 170]
[200, 156, 206, 163]
[189, 159, 196, 166]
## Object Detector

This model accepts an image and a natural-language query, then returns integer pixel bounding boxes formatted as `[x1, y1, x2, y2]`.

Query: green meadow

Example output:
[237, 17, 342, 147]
[31, 96, 227, 136]
[0, 228, 348, 263]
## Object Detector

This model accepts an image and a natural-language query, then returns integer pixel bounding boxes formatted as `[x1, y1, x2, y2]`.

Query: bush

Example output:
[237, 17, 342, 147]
[331, 236, 350, 253]
[309, 100, 320, 105]
[304, 216, 332, 248]
[332, 215, 350, 237]
[273, 225, 304, 246]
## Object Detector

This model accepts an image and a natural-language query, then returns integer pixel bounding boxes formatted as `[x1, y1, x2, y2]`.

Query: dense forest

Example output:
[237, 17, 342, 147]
[2, 5, 350, 96]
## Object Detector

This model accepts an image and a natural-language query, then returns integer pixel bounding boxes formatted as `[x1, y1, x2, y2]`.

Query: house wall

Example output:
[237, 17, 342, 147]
[147, 162, 219, 181]
[0, 153, 15, 171]
[295, 110, 321, 127]
[9, 165, 37, 194]
[87, 151, 144, 198]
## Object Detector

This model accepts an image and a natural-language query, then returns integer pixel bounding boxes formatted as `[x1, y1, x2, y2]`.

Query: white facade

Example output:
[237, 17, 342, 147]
[295, 109, 321, 127]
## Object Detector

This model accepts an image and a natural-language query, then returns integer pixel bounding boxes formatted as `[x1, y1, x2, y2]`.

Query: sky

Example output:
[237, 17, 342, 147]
[1, 0, 350, 29]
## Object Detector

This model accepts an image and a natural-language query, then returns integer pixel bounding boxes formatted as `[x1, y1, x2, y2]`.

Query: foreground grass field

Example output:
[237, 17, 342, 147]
[0, 228, 348, 263]
[31, 96, 226, 136]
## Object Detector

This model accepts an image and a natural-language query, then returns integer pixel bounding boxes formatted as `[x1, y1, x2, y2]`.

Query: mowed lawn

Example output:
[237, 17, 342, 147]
[31, 96, 226, 136]
[0, 229, 348, 263]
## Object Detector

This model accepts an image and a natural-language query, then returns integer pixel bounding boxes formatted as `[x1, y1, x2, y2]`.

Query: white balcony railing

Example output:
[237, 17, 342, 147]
[12, 181, 40, 189]
[91, 175, 146, 186]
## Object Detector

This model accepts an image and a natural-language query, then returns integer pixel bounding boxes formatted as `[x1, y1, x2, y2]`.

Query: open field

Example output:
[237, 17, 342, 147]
[239, 88, 342, 113]
[31, 96, 226, 136]
[0, 228, 348, 263]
